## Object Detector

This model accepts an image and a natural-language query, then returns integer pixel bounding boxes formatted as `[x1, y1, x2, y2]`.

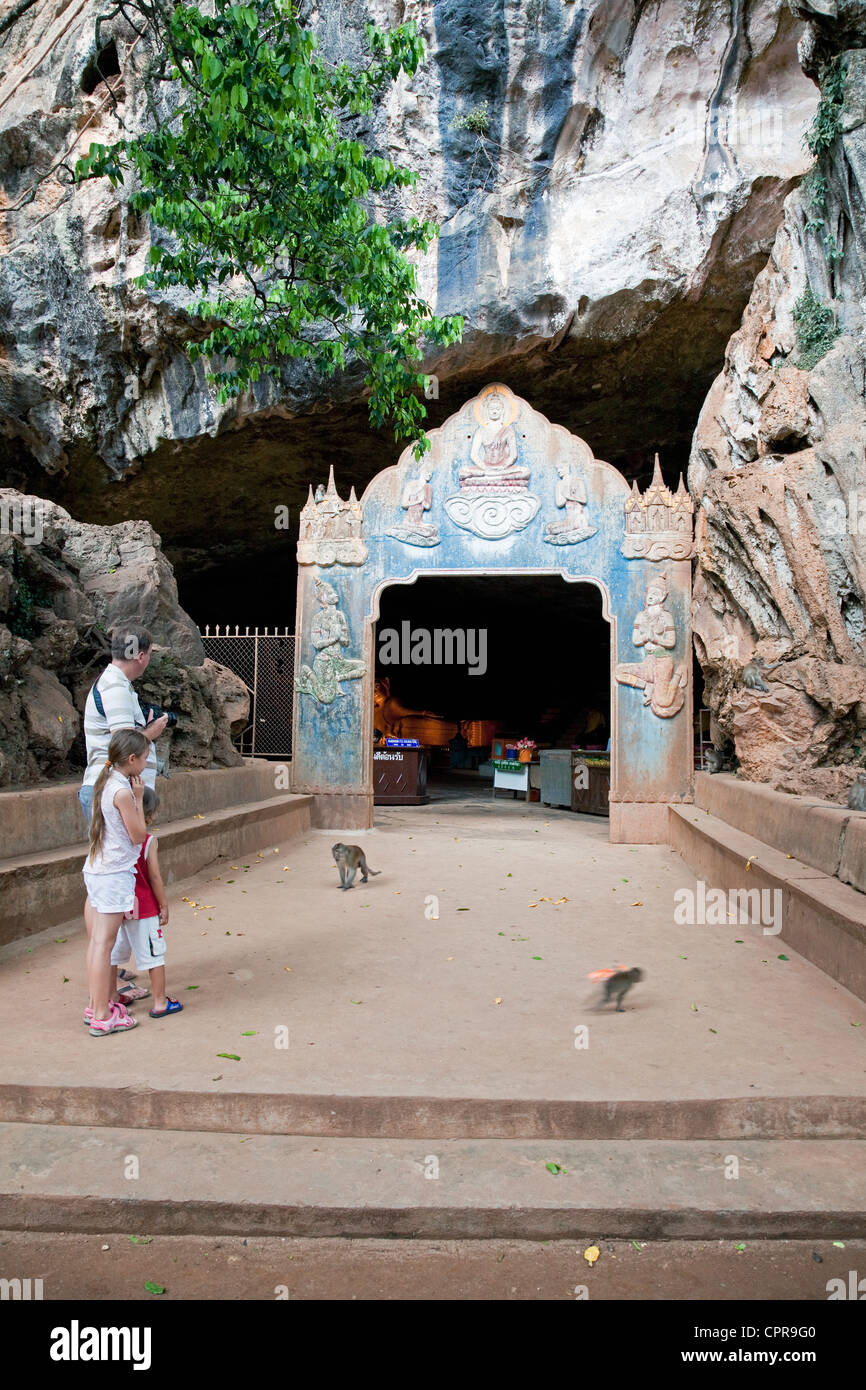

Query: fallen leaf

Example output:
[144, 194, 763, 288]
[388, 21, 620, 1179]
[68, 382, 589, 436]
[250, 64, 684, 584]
[129, 1235, 152, 1246]
[734, 939, 744, 944]
[186, 985, 199, 990]
[833, 1242, 845, 1249]
[350, 999, 362, 1005]
[709, 1028, 718, 1034]
[745, 856, 758, 871]
[54, 937, 67, 944]
[584, 1245, 600, 1265]
[690, 1003, 698, 1012]
[851, 1022, 861, 1027]
[193, 813, 205, 820]
[62, 976, 69, 983]
[528, 902, 538, 908]
[284, 967, 292, 972]
[212, 1075, 222, 1081]
[546, 1161, 566, 1176]
[631, 1241, 642, 1252]
[631, 901, 643, 907]
[217, 1053, 240, 1061]
[554, 897, 568, 904]
[735, 1243, 746, 1253]
[777, 954, 789, 961]
[494, 997, 502, 1005]
[532, 955, 542, 960]
[241, 1030, 257, 1036]
[678, 954, 687, 959]
[446, 956, 454, 961]
[144, 1281, 165, 1295]
[457, 908, 470, 912]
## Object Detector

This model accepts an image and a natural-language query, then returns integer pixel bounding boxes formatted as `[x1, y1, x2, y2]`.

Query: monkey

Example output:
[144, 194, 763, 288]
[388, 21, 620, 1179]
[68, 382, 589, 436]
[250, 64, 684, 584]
[314, 483, 326, 503]
[705, 747, 726, 774]
[848, 774, 866, 812]
[332, 843, 382, 890]
[596, 967, 643, 1012]
[741, 657, 782, 693]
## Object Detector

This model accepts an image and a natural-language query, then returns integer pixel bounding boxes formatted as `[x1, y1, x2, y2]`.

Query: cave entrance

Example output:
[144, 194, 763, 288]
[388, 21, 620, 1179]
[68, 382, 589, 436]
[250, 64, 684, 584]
[372, 573, 610, 811]
[291, 384, 694, 842]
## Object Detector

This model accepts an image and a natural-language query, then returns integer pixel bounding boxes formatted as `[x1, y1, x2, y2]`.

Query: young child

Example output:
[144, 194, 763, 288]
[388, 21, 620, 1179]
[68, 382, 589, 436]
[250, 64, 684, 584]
[82, 729, 151, 1037]
[110, 787, 181, 1018]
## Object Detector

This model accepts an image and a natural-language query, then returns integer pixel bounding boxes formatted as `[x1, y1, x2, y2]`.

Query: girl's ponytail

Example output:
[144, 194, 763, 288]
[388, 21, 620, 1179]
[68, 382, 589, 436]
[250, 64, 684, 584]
[88, 728, 148, 864]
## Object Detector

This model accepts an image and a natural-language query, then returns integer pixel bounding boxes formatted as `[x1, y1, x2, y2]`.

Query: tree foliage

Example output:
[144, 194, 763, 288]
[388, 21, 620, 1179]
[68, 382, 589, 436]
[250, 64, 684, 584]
[76, 0, 463, 450]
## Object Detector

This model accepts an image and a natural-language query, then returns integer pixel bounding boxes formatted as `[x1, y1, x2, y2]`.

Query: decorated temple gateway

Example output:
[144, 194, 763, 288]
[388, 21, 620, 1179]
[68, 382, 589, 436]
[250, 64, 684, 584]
[292, 385, 694, 841]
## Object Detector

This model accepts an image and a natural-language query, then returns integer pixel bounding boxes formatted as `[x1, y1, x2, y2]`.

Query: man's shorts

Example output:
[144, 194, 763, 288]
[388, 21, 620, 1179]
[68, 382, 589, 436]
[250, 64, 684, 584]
[111, 915, 167, 971]
[82, 866, 135, 915]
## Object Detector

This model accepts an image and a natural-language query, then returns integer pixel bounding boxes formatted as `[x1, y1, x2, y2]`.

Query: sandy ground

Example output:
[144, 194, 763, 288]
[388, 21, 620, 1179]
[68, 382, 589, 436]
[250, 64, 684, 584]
[1, 795, 864, 1101]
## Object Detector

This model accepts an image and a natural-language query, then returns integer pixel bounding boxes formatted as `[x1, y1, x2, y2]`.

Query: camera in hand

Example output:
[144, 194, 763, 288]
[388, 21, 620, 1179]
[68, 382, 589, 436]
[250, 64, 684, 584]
[146, 704, 178, 730]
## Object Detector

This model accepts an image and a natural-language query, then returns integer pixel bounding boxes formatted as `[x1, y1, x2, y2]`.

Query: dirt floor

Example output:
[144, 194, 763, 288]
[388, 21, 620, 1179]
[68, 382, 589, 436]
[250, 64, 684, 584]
[2, 1230, 863, 1300]
[1, 793, 864, 1103]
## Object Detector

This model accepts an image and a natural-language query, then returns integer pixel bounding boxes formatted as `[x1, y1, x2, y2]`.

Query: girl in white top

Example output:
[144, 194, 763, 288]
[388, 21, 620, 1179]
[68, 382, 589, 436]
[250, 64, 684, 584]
[82, 729, 150, 1037]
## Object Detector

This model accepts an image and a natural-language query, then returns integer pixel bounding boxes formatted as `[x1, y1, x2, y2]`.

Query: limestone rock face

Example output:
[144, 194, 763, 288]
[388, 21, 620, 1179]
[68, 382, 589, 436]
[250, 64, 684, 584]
[690, 3, 866, 799]
[0, 489, 248, 786]
[0, 0, 817, 504]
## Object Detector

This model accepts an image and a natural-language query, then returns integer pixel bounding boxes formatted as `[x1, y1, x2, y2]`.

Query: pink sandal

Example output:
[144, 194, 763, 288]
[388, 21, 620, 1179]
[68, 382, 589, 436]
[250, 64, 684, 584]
[90, 1001, 138, 1036]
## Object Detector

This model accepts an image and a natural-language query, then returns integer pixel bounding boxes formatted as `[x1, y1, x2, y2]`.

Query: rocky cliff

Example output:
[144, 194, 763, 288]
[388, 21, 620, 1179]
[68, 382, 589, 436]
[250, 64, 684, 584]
[0, 488, 248, 785]
[689, 0, 866, 799]
[0, 0, 816, 595]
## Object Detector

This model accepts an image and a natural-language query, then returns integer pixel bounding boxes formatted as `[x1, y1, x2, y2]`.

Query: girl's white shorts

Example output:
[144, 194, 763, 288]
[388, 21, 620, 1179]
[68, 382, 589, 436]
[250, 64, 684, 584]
[82, 867, 136, 915]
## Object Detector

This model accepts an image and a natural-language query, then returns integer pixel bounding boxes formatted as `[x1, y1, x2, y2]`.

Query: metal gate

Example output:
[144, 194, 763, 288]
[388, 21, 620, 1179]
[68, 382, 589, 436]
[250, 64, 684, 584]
[201, 626, 295, 758]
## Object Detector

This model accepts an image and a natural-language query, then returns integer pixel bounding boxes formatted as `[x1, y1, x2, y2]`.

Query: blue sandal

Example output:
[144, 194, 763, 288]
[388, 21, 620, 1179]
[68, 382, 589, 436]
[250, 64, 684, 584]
[149, 999, 183, 1018]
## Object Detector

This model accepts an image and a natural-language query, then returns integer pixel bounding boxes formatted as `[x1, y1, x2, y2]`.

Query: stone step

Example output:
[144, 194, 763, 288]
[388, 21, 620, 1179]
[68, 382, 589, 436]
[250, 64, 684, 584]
[1, 1123, 864, 1240]
[0, 760, 287, 859]
[669, 803, 866, 1003]
[0, 792, 312, 947]
[1, 1085, 864, 1142]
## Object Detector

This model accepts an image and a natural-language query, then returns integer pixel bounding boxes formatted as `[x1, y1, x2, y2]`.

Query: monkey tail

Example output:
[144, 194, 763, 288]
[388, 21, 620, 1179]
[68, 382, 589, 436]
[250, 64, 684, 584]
[369, 868, 382, 876]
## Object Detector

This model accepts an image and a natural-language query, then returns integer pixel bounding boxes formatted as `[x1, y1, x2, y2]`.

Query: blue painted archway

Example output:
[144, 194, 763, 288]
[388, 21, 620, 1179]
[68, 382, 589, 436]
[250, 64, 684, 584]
[292, 385, 694, 842]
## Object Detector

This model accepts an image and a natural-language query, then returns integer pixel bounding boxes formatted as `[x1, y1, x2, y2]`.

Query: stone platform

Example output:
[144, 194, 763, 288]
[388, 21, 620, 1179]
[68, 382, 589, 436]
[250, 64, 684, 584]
[1, 798, 864, 1238]
[0, 761, 312, 946]
[672, 773, 866, 1002]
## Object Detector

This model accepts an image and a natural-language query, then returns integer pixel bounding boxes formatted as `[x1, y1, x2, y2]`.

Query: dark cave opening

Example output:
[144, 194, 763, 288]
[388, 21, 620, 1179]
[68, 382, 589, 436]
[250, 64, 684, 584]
[81, 41, 120, 95]
[374, 574, 610, 748]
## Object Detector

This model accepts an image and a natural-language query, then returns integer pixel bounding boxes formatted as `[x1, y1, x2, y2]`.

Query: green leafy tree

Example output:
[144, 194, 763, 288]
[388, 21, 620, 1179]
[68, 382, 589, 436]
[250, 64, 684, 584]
[76, 0, 463, 451]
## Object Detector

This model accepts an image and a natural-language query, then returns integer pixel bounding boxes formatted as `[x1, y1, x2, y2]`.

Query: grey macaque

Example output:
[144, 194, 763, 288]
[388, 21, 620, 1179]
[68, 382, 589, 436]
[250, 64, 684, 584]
[742, 657, 781, 692]
[848, 774, 866, 812]
[705, 747, 726, 774]
[597, 967, 644, 1012]
[332, 843, 381, 890]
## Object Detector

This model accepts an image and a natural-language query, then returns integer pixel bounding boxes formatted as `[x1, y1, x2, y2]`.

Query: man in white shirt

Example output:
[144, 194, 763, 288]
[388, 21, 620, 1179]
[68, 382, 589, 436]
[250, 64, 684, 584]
[79, 626, 169, 827]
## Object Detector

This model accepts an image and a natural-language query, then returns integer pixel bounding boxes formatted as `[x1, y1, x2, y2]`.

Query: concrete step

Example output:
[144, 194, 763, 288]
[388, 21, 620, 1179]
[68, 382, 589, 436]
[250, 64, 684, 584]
[0, 791, 312, 946]
[1, 1123, 864, 1240]
[2, 1085, 864, 1142]
[0, 760, 288, 859]
[669, 803, 866, 1003]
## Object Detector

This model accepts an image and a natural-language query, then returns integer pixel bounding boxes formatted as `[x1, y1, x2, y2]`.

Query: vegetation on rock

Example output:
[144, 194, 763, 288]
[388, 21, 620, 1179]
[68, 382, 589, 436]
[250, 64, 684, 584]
[793, 285, 840, 370]
[75, 0, 463, 452]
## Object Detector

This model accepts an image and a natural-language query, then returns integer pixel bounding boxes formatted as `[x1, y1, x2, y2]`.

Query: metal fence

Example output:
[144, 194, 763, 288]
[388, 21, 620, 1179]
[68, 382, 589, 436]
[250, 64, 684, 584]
[201, 626, 295, 759]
